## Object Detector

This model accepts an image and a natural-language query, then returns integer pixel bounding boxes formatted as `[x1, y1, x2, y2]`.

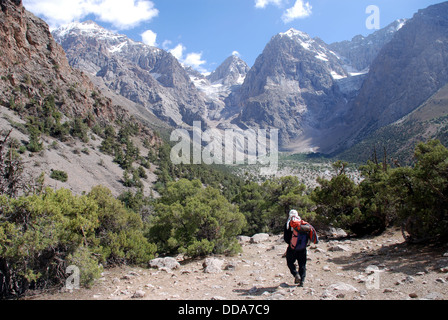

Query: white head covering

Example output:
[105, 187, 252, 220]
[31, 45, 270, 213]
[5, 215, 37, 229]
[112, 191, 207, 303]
[286, 209, 301, 229]
[289, 210, 299, 219]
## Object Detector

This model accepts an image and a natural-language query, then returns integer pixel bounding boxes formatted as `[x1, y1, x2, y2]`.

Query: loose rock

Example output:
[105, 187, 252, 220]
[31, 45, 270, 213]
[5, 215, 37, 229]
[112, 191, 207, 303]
[149, 257, 180, 271]
[203, 258, 224, 274]
[250, 233, 270, 244]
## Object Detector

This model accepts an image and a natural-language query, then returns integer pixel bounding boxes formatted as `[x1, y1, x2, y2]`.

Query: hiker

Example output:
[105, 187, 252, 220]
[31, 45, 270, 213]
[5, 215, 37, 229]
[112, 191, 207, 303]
[283, 209, 318, 287]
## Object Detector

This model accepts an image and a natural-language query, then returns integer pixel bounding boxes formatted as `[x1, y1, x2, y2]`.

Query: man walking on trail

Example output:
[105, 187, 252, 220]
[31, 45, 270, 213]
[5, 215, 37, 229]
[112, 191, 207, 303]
[284, 209, 319, 287]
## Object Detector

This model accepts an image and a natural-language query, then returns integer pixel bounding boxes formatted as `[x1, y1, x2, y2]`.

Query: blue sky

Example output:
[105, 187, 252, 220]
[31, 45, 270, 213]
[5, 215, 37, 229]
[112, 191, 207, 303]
[23, 0, 445, 74]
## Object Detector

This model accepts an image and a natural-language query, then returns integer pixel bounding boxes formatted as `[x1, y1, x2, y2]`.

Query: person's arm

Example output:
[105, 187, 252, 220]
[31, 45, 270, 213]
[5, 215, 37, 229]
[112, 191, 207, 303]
[284, 223, 292, 244]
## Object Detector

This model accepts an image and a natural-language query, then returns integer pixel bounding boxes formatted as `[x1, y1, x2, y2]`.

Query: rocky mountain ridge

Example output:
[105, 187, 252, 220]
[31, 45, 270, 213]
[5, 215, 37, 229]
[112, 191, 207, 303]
[328, 19, 407, 73]
[51, 17, 410, 154]
[7, 0, 448, 161]
[342, 2, 448, 152]
[52, 20, 214, 128]
[52, 8, 430, 156]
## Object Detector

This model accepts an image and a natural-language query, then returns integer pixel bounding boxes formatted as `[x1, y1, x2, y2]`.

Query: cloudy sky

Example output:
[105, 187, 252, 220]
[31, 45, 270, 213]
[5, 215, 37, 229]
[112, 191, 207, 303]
[23, 0, 443, 74]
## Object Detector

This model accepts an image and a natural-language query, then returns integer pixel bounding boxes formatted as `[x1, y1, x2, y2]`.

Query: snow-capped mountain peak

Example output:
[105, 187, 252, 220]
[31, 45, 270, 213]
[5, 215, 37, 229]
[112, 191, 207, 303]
[207, 55, 249, 86]
[280, 28, 311, 40]
[53, 20, 113, 39]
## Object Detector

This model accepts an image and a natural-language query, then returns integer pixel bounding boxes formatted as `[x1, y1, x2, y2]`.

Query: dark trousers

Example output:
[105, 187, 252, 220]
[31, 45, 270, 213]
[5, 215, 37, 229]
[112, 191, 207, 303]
[286, 246, 307, 281]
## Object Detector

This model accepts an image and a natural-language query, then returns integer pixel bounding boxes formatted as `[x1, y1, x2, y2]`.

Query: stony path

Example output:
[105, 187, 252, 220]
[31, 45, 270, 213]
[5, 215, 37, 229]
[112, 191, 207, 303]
[26, 228, 448, 301]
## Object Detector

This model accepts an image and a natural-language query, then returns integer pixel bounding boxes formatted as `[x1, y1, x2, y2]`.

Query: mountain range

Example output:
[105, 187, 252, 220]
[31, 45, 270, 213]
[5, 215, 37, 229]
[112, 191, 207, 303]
[3, 0, 448, 164]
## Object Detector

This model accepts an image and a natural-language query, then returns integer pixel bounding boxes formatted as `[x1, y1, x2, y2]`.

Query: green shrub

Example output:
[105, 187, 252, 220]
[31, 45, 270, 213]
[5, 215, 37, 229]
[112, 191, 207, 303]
[66, 246, 103, 288]
[0, 186, 157, 298]
[70, 117, 89, 143]
[234, 176, 314, 235]
[50, 170, 68, 182]
[26, 125, 43, 153]
[0, 188, 99, 297]
[391, 140, 448, 243]
[148, 179, 246, 257]
[311, 169, 362, 233]
[87, 186, 156, 265]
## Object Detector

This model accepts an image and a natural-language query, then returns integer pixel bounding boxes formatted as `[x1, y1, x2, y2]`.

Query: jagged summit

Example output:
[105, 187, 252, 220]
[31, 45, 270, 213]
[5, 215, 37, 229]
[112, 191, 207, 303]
[207, 54, 249, 87]
[280, 27, 311, 40]
[53, 20, 210, 127]
[52, 20, 119, 39]
[328, 19, 408, 72]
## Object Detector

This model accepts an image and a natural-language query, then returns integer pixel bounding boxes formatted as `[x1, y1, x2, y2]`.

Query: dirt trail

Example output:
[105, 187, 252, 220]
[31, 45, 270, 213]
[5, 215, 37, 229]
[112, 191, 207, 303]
[25, 228, 448, 301]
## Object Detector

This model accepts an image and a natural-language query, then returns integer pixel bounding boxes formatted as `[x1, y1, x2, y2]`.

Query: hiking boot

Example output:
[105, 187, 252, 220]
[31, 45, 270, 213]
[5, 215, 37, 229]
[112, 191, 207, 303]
[294, 274, 301, 284]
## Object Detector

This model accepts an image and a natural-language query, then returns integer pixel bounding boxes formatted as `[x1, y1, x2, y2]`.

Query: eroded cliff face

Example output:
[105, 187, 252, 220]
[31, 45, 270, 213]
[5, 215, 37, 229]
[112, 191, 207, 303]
[0, 0, 120, 123]
[231, 29, 351, 152]
[345, 2, 448, 146]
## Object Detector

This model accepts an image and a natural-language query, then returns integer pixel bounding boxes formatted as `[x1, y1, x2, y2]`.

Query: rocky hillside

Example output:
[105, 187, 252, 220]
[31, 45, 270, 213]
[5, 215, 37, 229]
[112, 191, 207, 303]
[27, 228, 448, 301]
[343, 2, 448, 149]
[0, 0, 118, 123]
[338, 82, 448, 164]
[0, 0, 161, 197]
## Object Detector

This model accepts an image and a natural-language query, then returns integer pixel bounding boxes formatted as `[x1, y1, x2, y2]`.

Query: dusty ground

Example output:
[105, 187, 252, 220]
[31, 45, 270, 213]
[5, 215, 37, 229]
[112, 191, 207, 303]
[24, 228, 448, 301]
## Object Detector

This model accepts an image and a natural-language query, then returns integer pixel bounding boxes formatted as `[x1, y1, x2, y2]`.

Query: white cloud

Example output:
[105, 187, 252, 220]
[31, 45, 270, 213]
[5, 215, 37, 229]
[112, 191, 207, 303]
[169, 44, 186, 61]
[168, 43, 207, 74]
[232, 51, 241, 57]
[184, 52, 206, 70]
[282, 0, 312, 23]
[23, 0, 158, 30]
[255, 0, 283, 9]
[141, 29, 157, 46]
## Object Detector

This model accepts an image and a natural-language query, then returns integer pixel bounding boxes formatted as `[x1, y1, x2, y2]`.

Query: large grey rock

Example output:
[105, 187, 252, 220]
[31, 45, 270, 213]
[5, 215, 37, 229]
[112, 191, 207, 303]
[203, 258, 224, 274]
[149, 257, 180, 270]
[327, 227, 348, 238]
[250, 233, 270, 244]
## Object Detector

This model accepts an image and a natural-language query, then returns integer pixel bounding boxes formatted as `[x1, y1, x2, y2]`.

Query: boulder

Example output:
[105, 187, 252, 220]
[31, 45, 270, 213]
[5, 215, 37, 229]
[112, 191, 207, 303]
[326, 282, 359, 293]
[203, 258, 224, 273]
[149, 257, 180, 270]
[237, 235, 251, 243]
[132, 290, 146, 299]
[250, 233, 270, 244]
[328, 227, 348, 238]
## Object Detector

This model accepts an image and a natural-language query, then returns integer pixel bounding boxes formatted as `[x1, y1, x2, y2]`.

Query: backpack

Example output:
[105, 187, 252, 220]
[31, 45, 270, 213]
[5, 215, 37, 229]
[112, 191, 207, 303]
[290, 221, 317, 251]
